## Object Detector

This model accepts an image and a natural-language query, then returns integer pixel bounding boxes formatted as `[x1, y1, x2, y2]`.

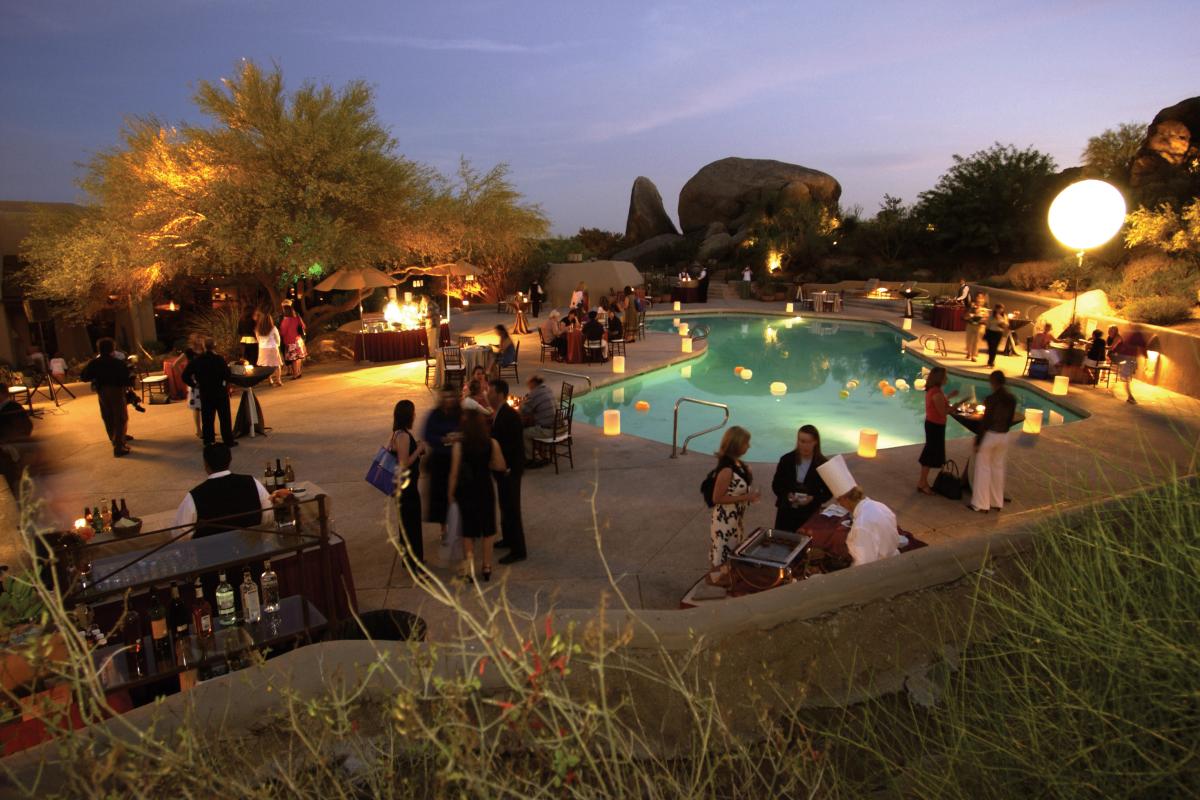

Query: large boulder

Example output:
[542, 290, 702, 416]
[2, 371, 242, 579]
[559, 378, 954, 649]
[624, 176, 678, 244]
[612, 233, 686, 267]
[697, 232, 733, 263]
[1129, 97, 1200, 206]
[678, 157, 841, 235]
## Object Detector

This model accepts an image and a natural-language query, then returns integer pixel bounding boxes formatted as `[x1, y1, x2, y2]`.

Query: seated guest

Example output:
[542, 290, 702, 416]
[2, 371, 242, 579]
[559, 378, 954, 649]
[520, 374, 557, 463]
[462, 378, 493, 415]
[540, 310, 566, 359]
[563, 307, 581, 329]
[1059, 319, 1083, 341]
[608, 307, 624, 340]
[464, 365, 488, 399]
[770, 424, 831, 531]
[1083, 328, 1107, 370]
[1105, 325, 1123, 357]
[493, 324, 517, 372]
[595, 298, 609, 326]
[1029, 323, 1062, 370]
[582, 310, 608, 360]
[173, 444, 277, 538]
[816, 455, 901, 566]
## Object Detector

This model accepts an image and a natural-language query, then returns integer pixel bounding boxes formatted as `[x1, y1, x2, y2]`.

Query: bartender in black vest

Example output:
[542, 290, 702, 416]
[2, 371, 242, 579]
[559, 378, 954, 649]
[172, 444, 277, 538]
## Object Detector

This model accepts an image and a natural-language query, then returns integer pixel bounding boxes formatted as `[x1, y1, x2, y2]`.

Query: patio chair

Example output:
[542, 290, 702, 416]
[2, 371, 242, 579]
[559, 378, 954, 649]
[1023, 345, 1051, 379]
[441, 346, 466, 389]
[582, 338, 605, 363]
[559, 382, 574, 414]
[424, 354, 438, 389]
[608, 335, 626, 357]
[138, 364, 170, 404]
[793, 285, 815, 311]
[532, 405, 574, 474]
[919, 334, 948, 357]
[498, 342, 520, 382]
[637, 311, 646, 340]
[537, 330, 556, 363]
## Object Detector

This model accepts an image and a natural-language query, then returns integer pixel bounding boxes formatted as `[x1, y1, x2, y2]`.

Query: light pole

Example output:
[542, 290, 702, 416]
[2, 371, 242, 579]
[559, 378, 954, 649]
[1047, 179, 1126, 325]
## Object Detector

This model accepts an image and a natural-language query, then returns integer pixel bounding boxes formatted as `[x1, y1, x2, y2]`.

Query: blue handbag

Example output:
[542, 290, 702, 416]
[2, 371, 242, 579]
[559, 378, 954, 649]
[365, 447, 399, 495]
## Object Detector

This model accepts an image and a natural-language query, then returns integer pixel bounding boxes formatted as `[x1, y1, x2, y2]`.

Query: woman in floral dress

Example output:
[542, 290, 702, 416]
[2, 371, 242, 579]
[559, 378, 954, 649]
[708, 426, 760, 586]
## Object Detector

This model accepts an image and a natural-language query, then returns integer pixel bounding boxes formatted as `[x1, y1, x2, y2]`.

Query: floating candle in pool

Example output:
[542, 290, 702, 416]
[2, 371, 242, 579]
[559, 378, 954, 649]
[734, 366, 744, 375]
[681, 365, 692, 378]
[895, 379, 909, 391]
[846, 379, 859, 390]
[914, 378, 927, 390]
[839, 390, 850, 399]
[635, 400, 650, 412]
[858, 429, 878, 458]
[1052, 375, 1069, 396]
[740, 368, 753, 380]
[1023, 408, 1043, 434]
[682, 338, 693, 353]
[603, 409, 620, 435]
[878, 380, 890, 390]
[882, 385, 896, 397]
[612, 355, 625, 374]
[770, 381, 787, 396]
[612, 387, 625, 403]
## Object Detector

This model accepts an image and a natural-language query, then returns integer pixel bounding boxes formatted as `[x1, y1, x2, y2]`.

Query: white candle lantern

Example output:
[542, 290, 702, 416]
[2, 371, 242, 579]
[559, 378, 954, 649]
[681, 365, 692, 378]
[603, 409, 620, 436]
[858, 429, 878, 458]
[769, 381, 787, 396]
[681, 338, 693, 353]
[786, 302, 794, 313]
[740, 368, 753, 380]
[1052, 375, 1069, 396]
[612, 387, 625, 403]
[612, 355, 625, 374]
[902, 318, 912, 330]
[679, 323, 689, 336]
[673, 301, 681, 311]
[672, 318, 680, 326]
[1023, 408, 1043, 434]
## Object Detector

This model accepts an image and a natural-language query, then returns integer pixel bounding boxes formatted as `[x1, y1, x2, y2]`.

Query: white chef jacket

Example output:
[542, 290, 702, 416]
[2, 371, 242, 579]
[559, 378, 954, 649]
[847, 498, 901, 565]
[172, 470, 274, 538]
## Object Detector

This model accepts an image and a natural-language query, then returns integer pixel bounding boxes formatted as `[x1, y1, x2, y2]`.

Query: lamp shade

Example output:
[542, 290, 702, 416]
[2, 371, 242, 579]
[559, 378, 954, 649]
[1048, 179, 1126, 251]
[612, 355, 625, 373]
[1023, 408, 1043, 434]
[858, 429, 878, 458]
[682, 337, 693, 353]
[740, 368, 753, 380]
[603, 409, 620, 436]
[673, 300, 681, 311]
[1052, 375, 1069, 396]
[770, 381, 787, 396]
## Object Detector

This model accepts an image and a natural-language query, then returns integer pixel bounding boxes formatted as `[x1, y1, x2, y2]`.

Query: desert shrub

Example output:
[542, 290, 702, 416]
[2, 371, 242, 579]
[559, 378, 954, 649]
[1114, 251, 1199, 307]
[1124, 296, 1195, 325]
[185, 305, 242, 359]
[1003, 260, 1062, 290]
[977, 275, 1012, 289]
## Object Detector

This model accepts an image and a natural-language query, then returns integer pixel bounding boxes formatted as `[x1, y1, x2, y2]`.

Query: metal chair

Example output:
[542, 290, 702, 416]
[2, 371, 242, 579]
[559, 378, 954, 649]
[608, 336, 626, 357]
[559, 382, 574, 413]
[637, 311, 646, 340]
[532, 405, 574, 474]
[582, 338, 605, 363]
[498, 342, 520, 382]
[424, 354, 438, 389]
[1023, 338, 1051, 378]
[537, 330, 557, 363]
[139, 372, 170, 404]
[441, 346, 466, 389]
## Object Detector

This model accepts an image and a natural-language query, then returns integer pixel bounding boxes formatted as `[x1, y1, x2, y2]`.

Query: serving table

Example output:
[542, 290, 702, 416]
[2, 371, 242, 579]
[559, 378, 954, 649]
[932, 303, 965, 331]
[353, 322, 451, 363]
[670, 281, 702, 304]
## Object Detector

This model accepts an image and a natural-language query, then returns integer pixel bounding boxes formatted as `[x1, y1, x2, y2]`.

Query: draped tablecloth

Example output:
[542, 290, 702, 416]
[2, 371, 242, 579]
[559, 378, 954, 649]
[354, 323, 451, 362]
[564, 330, 584, 364]
[932, 304, 965, 331]
[670, 283, 701, 303]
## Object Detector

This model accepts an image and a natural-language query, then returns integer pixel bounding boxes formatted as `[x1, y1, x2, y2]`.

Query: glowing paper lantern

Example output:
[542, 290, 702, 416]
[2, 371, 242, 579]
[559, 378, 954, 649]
[740, 369, 753, 380]
[679, 323, 689, 336]
[878, 380, 890, 390]
[1052, 375, 1069, 396]
[839, 390, 850, 399]
[882, 385, 896, 397]
[847, 380, 859, 390]
[673, 300, 681, 311]
[635, 400, 650, 412]
[673, 317, 680, 326]
[895, 379, 909, 390]
[603, 409, 620, 436]
[1048, 179, 1127, 251]
[612, 387, 625, 403]
[681, 365, 692, 378]
[902, 318, 912, 331]
[914, 378, 926, 390]
[786, 302, 794, 313]
[612, 355, 625, 374]
[734, 366, 744, 375]
[858, 429, 878, 458]
[682, 338, 693, 353]
[1023, 408, 1043, 434]
[770, 381, 787, 396]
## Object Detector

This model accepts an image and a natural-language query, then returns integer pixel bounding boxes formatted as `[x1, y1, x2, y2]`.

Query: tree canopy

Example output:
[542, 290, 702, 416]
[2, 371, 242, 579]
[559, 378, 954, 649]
[1081, 122, 1145, 182]
[916, 143, 1058, 260]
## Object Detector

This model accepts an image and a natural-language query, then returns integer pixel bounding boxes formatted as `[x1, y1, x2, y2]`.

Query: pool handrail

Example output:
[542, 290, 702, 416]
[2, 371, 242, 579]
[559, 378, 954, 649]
[672, 397, 730, 458]
[541, 369, 592, 393]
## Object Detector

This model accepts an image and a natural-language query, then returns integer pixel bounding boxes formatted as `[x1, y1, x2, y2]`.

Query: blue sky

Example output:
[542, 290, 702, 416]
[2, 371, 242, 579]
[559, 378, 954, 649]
[2, 0, 1197, 234]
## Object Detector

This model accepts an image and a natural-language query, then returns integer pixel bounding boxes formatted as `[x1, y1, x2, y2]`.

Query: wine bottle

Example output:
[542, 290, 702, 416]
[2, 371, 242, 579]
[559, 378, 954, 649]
[92, 506, 103, 535]
[169, 583, 190, 665]
[100, 499, 112, 530]
[149, 589, 172, 666]
[119, 498, 130, 519]
[123, 609, 145, 678]
[274, 459, 285, 490]
[215, 573, 236, 627]
[284, 458, 295, 486]
[263, 461, 276, 491]
[260, 559, 280, 614]
[110, 498, 121, 524]
[191, 578, 214, 640]
[240, 570, 261, 624]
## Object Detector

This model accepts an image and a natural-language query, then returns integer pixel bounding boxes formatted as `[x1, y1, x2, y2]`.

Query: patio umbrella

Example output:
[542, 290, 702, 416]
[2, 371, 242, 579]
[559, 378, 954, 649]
[314, 268, 399, 328]
[393, 261, 479, 322]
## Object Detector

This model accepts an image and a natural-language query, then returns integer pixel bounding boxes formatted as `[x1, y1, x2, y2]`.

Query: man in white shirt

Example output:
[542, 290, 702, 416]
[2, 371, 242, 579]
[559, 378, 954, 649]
[173, 444, 276, 538]
[816, 455, 900, 566]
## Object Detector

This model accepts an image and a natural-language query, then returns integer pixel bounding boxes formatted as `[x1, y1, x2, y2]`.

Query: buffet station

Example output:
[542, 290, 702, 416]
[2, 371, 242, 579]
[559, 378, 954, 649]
[351, 292, 452, 362]
[670, 279, 702, 304]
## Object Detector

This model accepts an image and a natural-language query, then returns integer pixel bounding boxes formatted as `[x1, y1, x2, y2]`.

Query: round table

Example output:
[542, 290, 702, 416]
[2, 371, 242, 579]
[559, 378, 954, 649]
[509, 300, 530, 335]
[564, 331, 584, 364]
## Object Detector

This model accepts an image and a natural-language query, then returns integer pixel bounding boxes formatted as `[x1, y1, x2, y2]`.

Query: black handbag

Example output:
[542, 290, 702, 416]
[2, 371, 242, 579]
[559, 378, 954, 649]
[934, 459, 967, 500]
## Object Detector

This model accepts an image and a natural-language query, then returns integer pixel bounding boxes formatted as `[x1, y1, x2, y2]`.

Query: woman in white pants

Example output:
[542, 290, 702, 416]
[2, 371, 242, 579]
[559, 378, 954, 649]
[971, 370, 1017, 513]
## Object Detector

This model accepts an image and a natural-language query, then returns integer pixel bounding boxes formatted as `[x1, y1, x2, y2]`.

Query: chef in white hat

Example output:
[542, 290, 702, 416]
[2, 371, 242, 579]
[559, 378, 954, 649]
[816, 455, 901, 565]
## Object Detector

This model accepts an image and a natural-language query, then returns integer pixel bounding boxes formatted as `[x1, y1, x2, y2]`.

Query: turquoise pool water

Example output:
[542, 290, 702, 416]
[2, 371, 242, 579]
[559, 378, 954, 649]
[574, 314, 1083, 461]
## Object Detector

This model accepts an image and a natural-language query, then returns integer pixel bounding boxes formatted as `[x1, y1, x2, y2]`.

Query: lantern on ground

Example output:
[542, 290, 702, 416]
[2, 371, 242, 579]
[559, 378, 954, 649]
[786, 302, 794, 313]
[682, 338, 692, 353]
[612, 355, 625, 374]
[1023, 408, 1043, 434]
[1052, 375, 1069, 396]
[858, 429, 878, 458]
[603, 410, 620, 436]
[902, 318, 912, 331]
[673, 301, 681, 311]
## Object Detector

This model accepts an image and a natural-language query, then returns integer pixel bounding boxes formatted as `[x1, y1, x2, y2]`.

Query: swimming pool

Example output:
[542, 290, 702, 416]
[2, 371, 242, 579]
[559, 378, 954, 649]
[574, 314, 1083, 461]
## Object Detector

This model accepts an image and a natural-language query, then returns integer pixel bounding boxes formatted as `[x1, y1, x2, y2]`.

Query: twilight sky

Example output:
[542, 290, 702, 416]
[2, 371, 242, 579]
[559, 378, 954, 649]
[2, 0, 1197, 234]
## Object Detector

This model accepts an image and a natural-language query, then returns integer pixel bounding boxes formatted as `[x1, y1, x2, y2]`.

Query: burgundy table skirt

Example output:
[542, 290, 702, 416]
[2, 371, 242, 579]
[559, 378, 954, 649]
[932, 304, 965, 331]
[671, 285, 702, 303]
[354, 323, 451, 362]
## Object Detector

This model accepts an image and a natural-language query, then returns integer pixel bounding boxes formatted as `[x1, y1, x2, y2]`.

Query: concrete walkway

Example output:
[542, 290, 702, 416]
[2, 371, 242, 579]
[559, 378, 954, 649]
[8, 296, 1198, 638]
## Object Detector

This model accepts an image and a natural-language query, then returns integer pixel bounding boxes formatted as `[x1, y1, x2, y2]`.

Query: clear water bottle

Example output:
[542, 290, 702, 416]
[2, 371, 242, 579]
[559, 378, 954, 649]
[260, 559, 280, 614]
[240, 570, 261, 624]
[215, 572, 236, 627]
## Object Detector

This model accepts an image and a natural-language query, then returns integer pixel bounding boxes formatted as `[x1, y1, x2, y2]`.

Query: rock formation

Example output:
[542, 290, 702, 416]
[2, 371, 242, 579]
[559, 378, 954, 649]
[612, 232, 685, 267]
[677, 157, 842, 236]
[623, 176, 678, 244]
[1129, 96, 1200, 206]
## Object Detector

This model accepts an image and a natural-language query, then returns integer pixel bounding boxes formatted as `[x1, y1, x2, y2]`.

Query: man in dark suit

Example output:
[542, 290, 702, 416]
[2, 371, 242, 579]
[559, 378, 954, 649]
[528, 280, 546, 318]
[80, 338, 134, 457]
[488, 379, 527, 564]
[182, 338, 237, 447]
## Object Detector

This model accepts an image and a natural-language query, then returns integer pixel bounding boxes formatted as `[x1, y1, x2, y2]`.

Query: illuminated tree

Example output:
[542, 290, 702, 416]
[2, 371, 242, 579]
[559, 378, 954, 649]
[1081, 122, 1145, 182]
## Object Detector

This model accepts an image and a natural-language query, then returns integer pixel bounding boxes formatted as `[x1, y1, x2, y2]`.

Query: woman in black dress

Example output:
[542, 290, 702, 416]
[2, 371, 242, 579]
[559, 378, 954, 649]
[422, 389, 461, 537]
[917, 367, 957, 495]
[448, 408, 507, 581]
[770, 424, 831, 531]
[389, 400, 429, 566]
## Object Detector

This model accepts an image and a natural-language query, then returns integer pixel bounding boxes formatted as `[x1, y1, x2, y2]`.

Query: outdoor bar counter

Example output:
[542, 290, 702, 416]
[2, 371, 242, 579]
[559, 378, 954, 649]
[353, 322, 450, 362]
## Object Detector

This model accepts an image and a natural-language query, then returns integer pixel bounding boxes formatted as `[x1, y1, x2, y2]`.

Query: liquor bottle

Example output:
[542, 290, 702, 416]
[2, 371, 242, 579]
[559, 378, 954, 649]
[149, 589, 172, 667]
[284, 458, 295, 486]
[169, 583, 190, 664]
[260, 560, 280, 614]
[240, 569, 261, 624]
[264, 462, 276, 491]
[119, 498, 130, 519]
[191, 578, 214, 640]
[92, 506, 103, 536]
[100, 499, 112, 530]
[123, 609, 145, 678]
[110, 498, 121, 524]
[274, 459, 285, 490]
[215, 573, 237, 627]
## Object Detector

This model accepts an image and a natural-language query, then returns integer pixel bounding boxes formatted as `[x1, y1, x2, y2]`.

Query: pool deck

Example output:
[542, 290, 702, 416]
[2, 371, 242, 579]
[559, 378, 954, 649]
[9, 295, 1199, 638]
